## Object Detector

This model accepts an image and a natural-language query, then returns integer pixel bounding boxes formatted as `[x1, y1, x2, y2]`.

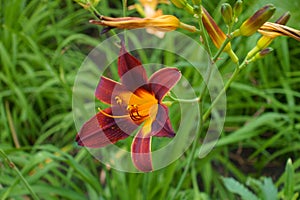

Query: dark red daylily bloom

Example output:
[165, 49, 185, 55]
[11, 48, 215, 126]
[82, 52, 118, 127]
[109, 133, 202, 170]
[76, 43, 181, 172]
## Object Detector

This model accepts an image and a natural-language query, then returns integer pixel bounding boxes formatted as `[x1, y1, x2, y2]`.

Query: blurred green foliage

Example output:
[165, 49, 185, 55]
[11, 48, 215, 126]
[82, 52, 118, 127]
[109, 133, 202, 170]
[0, 0, 300, 199]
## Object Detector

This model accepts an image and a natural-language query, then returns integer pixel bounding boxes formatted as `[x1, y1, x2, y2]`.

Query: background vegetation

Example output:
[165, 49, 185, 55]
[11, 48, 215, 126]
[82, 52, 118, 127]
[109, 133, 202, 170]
[0, 0, 299, 199]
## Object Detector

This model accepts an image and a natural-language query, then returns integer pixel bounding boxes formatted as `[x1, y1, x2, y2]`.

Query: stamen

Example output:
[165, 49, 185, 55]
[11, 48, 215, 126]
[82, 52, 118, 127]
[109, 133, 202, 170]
[115, 96, 122, 105]
[127, 105, 147, 121]
[97, 107, 130, 119]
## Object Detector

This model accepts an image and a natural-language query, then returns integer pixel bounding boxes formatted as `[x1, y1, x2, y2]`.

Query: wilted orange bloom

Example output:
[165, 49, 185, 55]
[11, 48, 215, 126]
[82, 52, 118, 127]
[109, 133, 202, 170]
[90, 15, 196, 33]
[258, 22, 300, 41]
[247, 12, 291, 59]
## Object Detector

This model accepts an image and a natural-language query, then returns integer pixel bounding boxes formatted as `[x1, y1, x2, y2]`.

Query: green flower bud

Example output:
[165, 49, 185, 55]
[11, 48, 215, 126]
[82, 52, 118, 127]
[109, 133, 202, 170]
[170, 0, 194, 14]
[233, 0, 243, 19]
[233, 4, 276, 37]
[170, 0, 187, 8]
[221, 3, 233, 25]
[249, 47, 273, 62]
[258, 47, 273, 57]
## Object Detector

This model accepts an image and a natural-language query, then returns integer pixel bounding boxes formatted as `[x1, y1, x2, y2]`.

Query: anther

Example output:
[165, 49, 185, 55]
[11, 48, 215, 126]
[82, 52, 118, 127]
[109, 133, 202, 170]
[127, 105, 144, 121]
[115, 96, 122, 105]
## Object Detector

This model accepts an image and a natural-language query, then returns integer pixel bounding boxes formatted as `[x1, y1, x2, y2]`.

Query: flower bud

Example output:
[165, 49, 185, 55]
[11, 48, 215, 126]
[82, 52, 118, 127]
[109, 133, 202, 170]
[248, 47, 273, 63]
[251, 47, 273, 62]
[247, 12, 291, 59]
[233, 0, 243, 19]
[275, 11, 290, 25]
[233, 4, 276, 37]
[256, 12, 290, 49]
[201, 7, 229, 51]
[170, 0, 187, 8]
[221, 3, 233, 25]
[170, 0, 194, 14]
[201, 6, 238, 63]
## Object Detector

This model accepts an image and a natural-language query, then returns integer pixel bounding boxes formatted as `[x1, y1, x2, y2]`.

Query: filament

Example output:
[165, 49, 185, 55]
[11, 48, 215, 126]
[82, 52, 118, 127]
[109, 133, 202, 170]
[97, 107, 130, 119]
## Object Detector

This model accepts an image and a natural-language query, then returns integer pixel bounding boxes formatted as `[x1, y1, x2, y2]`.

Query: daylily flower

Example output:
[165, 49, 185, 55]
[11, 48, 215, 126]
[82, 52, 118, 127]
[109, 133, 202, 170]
[76, 42, 181, 172]
[90, 15, 196, 33]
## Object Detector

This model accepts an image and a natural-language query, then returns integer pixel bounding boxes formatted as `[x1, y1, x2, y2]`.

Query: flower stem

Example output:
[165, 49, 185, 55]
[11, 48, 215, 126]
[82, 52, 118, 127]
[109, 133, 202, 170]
[167, 93, 200, 103]
[142, 173, 149, 200]
[170, 103, 204, 199]
[171, 57, 248, 198]
[0, 149, 39, 200]
[203, 60, 247, 121]
[212, 36, 231, 62]
[196, 6, 212, 58]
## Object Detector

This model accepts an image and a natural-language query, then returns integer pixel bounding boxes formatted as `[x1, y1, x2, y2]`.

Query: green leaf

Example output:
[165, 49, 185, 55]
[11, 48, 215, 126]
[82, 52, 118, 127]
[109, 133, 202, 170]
[247, 177, 277, 200]
[283, 158, 294, 200]
[260, 177, 278, 200]
[221, 177, 259, 200]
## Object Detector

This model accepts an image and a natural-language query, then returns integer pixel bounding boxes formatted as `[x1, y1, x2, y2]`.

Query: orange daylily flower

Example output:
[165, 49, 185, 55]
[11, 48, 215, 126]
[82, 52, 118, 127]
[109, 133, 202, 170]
[76, 42, 181, 172]
[90, 15, 196, 33]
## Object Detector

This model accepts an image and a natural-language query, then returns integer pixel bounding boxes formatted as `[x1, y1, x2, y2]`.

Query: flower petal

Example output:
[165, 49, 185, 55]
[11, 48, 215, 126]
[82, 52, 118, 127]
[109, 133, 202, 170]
[95, 76, 125, 105]
[76, 108, 137, 148]
[131, 128, 153, 172]
[148, 67, 181, 101]
[151, 104, 175, 137]
[118, 42, 148, 91]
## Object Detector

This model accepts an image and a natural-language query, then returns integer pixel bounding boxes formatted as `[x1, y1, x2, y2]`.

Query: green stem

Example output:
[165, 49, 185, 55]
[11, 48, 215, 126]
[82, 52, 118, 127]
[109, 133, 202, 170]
[212, 36, 231, 62]
[170, 59, 247, 199]
[167, 94, 200, 103]
[142, 173, 149, 200]
[196, 6, 212, 58]
[89, 5, 101, 18]
[202, 60, 247, 122]
[170, 103, 204, 199]
[0, 149, 39, 200]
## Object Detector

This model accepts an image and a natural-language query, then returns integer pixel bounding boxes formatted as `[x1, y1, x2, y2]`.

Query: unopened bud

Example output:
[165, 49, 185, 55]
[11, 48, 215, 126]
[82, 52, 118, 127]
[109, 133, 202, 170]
[249, 47, 273, 62]
[259, 47, 273, 56]
[233, 0, 243, 19]
[256, 12, 290, 50]
[170, 0, 187, 8]
[170, 0, 194, 14]
[275, 11, 290, 25]
[163, 101, 173, 107]
[221, 3, 233, 25]
[233, 4, 276, 37]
